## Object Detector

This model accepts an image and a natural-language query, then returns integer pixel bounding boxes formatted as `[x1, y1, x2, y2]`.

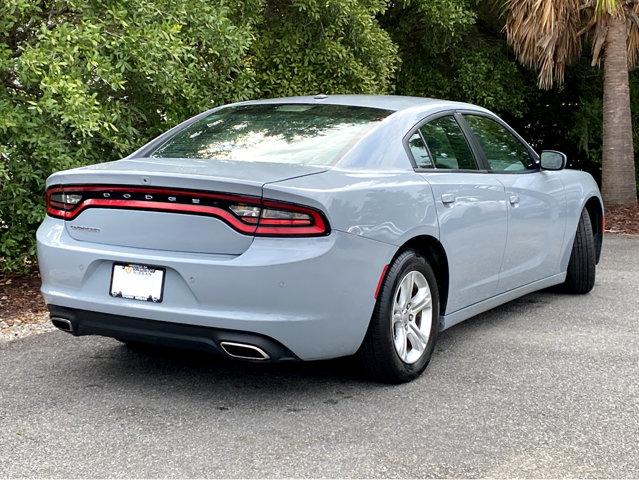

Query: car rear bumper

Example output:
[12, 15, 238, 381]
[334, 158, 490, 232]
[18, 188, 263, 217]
[48, 305, 299, 361]
[37, 217, 395, 360]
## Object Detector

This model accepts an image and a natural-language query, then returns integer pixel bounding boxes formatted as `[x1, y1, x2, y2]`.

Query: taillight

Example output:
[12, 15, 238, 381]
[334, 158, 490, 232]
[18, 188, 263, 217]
[252, 199, 327, 236]
[46, 187, 83, 218]
[45, 185, 329, 237]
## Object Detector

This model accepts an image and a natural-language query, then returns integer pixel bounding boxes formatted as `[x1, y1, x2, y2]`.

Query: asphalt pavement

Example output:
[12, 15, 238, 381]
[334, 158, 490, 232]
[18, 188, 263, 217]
[1, 234, 637, 478]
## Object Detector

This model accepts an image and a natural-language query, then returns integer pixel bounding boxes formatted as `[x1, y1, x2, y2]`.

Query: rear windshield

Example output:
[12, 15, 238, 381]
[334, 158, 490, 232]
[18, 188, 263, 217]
[150, 103, 392, 166]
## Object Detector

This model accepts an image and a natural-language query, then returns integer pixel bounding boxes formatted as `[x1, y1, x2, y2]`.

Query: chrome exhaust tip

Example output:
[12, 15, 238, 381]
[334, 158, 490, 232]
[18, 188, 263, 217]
[219, 341, 270, 361]
[51, 317, 74, 334]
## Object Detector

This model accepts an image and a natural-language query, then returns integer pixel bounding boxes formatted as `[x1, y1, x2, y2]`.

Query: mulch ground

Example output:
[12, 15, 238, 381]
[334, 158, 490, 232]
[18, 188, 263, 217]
[605, 205, 639, 235]
[0, 272, 47, 326]
[0, 204, 637, 327]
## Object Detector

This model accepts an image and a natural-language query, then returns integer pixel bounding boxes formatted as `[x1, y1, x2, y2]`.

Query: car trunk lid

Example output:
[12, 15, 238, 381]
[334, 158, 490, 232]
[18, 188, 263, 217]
[48, 158, 328, 255]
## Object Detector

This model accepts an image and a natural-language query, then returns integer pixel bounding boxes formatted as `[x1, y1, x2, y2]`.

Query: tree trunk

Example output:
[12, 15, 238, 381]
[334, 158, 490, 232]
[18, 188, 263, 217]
[602, 14, 638, 207]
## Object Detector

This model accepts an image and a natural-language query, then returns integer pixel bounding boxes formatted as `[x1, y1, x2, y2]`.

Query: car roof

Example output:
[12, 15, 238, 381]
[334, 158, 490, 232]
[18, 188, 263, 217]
[235, 94, 486, 114]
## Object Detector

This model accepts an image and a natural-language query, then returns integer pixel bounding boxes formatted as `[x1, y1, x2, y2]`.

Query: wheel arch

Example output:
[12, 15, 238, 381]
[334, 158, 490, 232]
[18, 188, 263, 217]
[394, 235, 450, 316]
[583, 196, 604, 264]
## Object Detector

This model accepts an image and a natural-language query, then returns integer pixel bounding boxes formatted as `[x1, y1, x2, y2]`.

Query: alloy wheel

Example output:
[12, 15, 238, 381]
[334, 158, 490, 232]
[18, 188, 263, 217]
[391, 270, 433, 364]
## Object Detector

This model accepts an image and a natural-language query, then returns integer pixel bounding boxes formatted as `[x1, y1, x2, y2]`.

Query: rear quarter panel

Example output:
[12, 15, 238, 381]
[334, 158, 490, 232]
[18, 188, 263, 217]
[263, 170, 439, 248]
[262, 105, 449, 246]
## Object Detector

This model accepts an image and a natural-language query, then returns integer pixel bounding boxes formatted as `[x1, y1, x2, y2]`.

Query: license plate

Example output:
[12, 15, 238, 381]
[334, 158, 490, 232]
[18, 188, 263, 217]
[110, 263, 165, 303]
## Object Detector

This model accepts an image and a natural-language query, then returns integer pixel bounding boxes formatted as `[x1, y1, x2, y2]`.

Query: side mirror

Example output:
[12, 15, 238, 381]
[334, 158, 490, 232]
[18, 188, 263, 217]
[540, 150, 567, 171]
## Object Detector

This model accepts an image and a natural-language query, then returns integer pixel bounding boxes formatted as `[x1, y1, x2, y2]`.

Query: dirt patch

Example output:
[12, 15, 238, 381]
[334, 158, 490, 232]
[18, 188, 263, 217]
[0, 272, 47, 326]
[605, 205, 639, 235]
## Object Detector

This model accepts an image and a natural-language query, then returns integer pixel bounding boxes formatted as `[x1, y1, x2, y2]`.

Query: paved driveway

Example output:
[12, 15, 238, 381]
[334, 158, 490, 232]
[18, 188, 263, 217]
[1, 235, 637, 478]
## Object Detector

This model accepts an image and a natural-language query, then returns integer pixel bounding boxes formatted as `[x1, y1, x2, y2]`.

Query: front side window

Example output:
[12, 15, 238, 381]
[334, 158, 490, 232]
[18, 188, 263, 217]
[151, 104, 392, 166]
[464, 115, 536, 172]
[419, 116, 478, 170]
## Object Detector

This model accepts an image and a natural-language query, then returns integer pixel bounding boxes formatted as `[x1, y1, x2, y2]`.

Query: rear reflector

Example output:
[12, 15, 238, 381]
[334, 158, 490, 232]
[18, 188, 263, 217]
[374, 264, 389, 299]
[46, 185, 329, 237]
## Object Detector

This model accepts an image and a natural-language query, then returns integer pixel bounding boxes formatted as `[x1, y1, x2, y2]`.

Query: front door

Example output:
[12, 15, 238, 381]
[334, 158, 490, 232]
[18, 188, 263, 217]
[461, 114, 566, 291]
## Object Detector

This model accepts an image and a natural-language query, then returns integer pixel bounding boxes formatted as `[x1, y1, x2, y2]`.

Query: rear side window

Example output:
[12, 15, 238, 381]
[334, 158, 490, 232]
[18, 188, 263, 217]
[407, 132, 433, 168]
[419, 116, 477, 170]
[464, 115, 536, 172]
[151, 104, 392, 166]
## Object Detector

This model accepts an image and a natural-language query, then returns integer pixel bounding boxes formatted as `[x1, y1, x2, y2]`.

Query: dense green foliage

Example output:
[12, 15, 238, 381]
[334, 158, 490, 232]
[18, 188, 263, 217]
[0, 0, 255, 270]
[0, 0, 637, 271]
[0, 0, 396, 271]
[252, 0, 398, 96]
[383, 0, 527, 115]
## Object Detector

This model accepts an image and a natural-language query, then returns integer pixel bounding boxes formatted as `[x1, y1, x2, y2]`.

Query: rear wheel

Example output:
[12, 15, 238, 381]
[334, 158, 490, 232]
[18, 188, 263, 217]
[358, 250, 439, 383]
[562, 208, 596, 294]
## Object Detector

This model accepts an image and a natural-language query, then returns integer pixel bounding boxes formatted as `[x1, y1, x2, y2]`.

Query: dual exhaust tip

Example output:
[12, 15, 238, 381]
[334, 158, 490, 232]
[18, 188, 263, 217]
[51, 316, 270, 361]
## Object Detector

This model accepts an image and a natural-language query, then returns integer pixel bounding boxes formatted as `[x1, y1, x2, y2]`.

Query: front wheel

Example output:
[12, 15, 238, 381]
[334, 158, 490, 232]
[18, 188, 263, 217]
[562, 208, 596, 294]
[358, 250, 439, 383]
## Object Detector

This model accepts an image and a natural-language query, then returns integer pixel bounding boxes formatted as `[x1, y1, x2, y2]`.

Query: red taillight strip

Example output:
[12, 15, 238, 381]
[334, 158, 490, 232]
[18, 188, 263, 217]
[45, 185, 329, 237]
[252, 224, 325, 235]
[49, 199, 258, 234]
[258, 219, 312, 225]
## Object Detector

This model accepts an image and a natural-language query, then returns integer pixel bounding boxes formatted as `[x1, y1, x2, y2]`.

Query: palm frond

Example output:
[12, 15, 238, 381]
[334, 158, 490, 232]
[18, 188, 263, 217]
[626, 1, 639, 67]
[583, 1, 639, 67]
[504, 0, 583, 89]
[595, 0, 622, 15]
[589, 12, 610, 66]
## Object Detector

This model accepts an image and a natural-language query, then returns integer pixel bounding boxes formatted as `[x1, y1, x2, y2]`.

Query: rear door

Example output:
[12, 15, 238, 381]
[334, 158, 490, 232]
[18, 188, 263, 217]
[460, 113, 566, 291]
[407, 113, 508, 314]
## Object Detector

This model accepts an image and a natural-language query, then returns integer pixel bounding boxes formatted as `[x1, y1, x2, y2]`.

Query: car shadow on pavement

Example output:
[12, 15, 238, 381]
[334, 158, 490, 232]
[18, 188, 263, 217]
[90, 339, 381, 394]
[440, 289, 563, 335]
[56, 289, 565, 396]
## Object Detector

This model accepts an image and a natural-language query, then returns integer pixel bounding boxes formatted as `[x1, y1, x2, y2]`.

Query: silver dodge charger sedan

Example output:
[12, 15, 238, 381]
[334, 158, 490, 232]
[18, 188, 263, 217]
[37, 95, 603, 383]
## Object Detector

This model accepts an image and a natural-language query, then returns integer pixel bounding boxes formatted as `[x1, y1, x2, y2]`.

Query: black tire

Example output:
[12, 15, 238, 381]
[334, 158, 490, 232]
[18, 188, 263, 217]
[358, 249, 439, 384]
[562, 208, 596, 294]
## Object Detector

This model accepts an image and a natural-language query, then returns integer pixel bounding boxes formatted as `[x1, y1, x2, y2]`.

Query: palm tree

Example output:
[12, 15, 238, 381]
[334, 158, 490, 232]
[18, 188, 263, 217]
[504, 0, 638, 207]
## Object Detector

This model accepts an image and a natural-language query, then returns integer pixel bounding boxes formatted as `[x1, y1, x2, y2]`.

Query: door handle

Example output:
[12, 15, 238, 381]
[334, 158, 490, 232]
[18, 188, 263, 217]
[441, 194, 456, 204]
[509, 194, 520, 205]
